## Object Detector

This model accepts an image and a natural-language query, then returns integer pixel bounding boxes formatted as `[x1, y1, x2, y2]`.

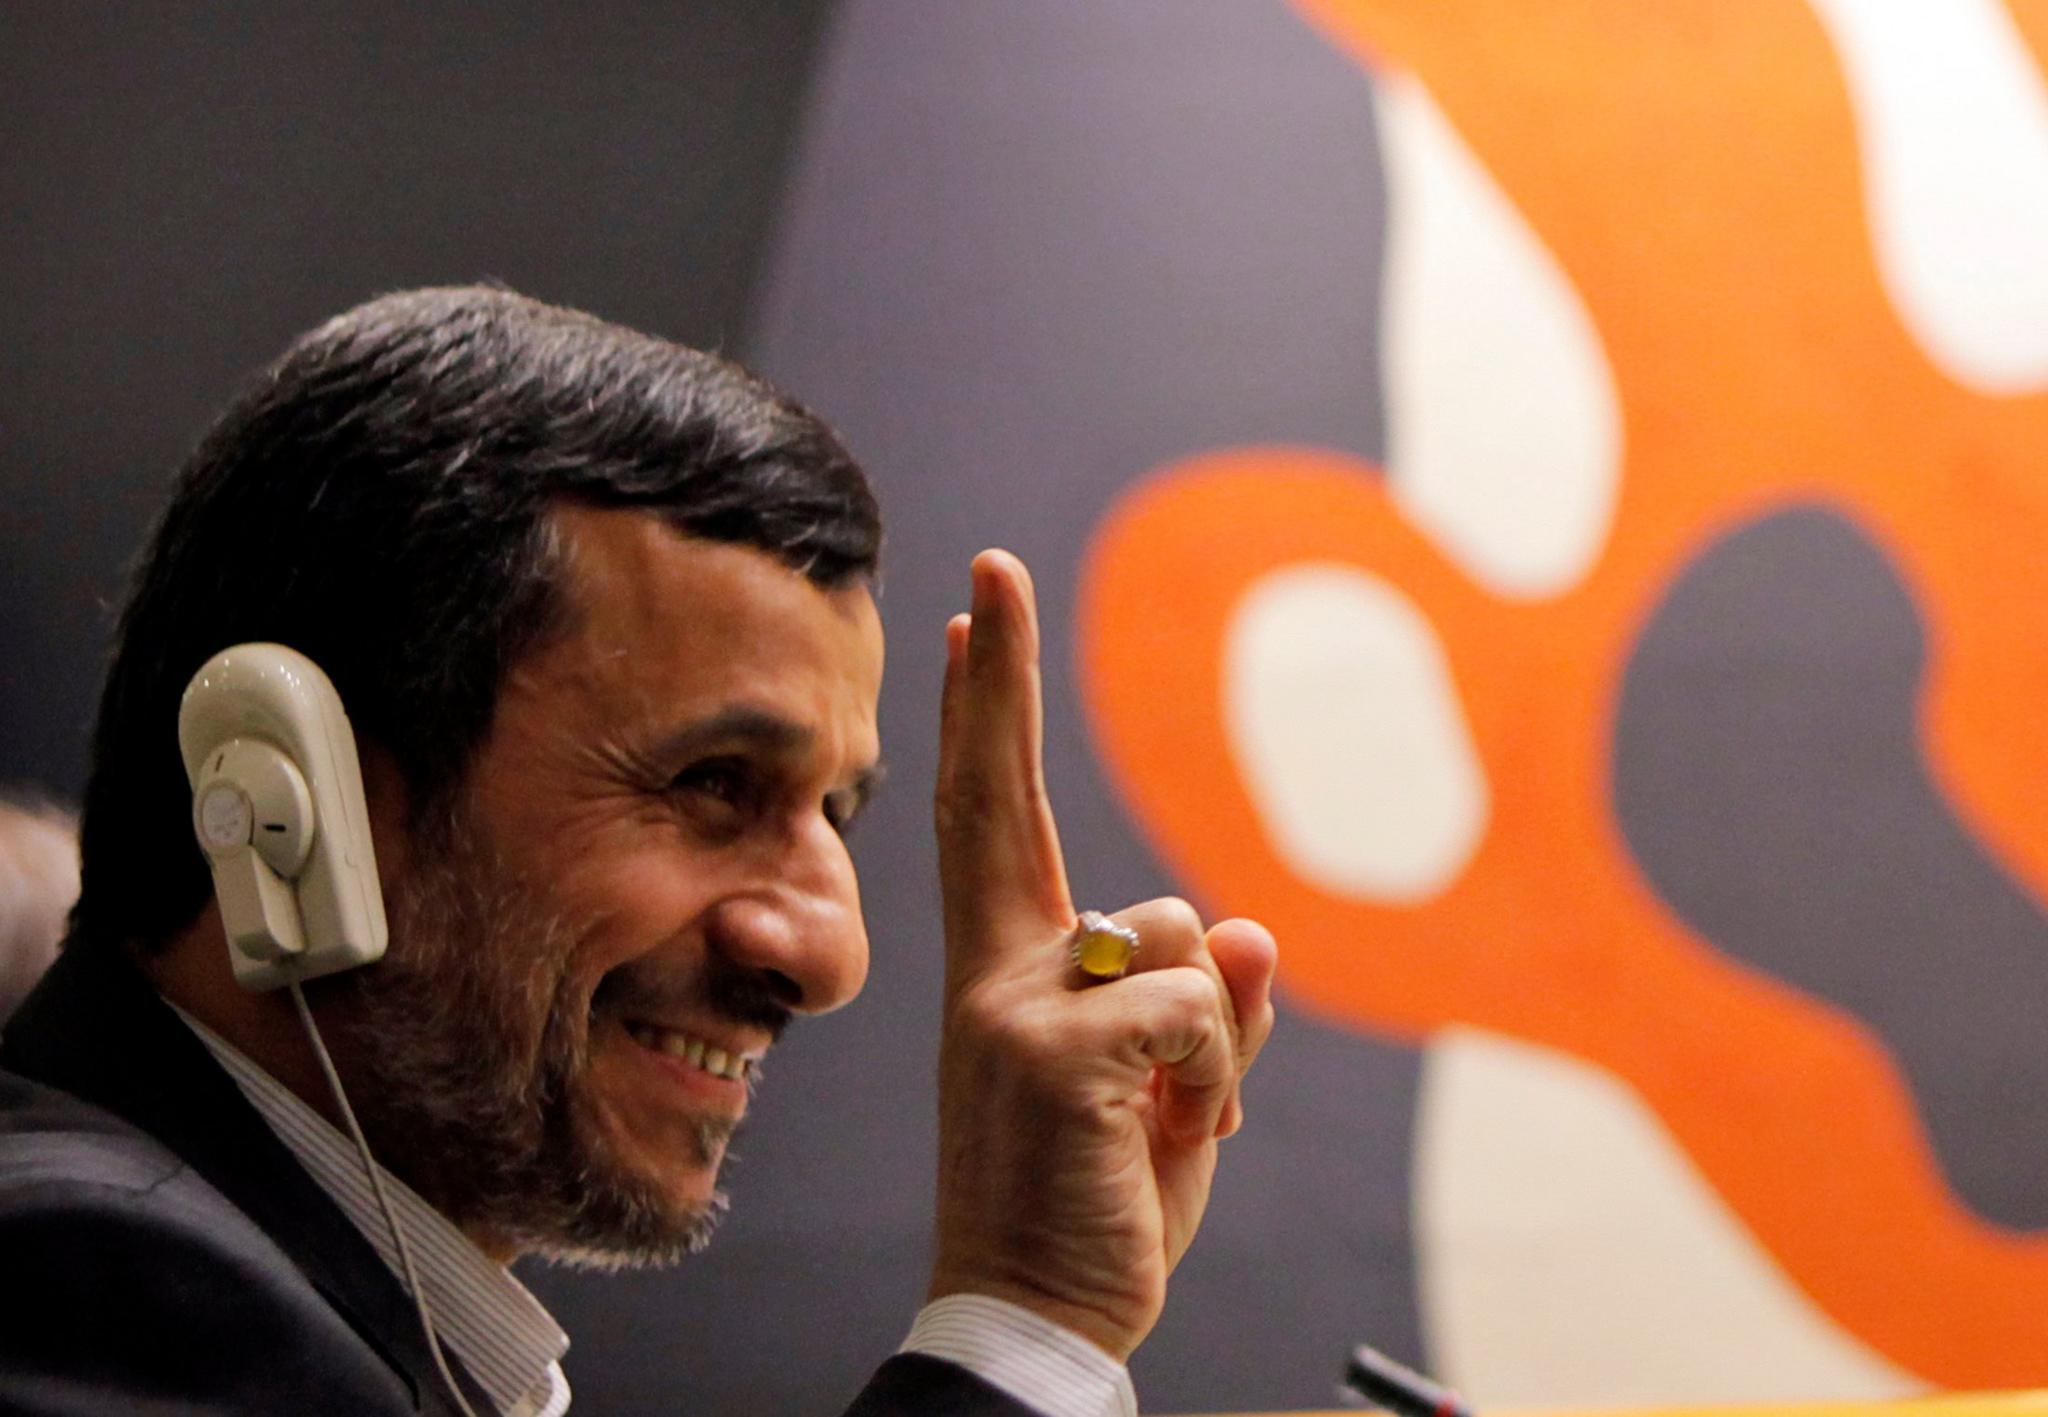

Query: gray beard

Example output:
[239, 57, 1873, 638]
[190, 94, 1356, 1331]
[337, 814, 735, 1270]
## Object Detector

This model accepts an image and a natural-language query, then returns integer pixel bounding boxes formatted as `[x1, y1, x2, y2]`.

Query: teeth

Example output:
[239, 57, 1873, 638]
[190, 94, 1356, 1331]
[632, 1023, 751, 1079]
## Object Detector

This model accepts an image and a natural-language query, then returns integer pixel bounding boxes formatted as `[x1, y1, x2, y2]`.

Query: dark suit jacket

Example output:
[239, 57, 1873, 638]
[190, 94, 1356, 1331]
[0, 944, 1034, 1416]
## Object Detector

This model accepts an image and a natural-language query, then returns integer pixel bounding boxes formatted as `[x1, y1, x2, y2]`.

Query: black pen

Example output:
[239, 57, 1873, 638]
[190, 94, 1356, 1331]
[1342, 1343, 1476, 1417]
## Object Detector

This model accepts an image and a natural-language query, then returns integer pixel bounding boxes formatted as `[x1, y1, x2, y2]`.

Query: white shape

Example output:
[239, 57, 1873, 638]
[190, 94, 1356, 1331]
[1415, 1027, 1927, 1407]
[1374, 71, 1622, 599]
[1224, 564, 1486, 903]
[1809, 0, 2048, 394]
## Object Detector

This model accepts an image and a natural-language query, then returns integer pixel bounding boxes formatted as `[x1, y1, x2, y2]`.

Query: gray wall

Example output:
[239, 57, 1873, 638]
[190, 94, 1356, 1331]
[0, 1, 830, 795]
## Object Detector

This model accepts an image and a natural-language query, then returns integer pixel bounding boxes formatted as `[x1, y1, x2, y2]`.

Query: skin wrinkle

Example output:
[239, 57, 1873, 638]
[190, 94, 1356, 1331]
[342, 798, 762, 1268]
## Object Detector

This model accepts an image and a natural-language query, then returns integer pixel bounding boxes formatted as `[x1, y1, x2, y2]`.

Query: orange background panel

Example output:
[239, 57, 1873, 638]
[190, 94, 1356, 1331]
[1077, 1, 2048, 1381]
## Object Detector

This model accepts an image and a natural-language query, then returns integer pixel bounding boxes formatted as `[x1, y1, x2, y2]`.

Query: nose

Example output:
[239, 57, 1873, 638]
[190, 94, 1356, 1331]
[705, 816, 869, 1015]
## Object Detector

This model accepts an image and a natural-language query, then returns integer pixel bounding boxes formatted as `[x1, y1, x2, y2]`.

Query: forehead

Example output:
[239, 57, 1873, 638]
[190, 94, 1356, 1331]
[510, 503, 884, 732]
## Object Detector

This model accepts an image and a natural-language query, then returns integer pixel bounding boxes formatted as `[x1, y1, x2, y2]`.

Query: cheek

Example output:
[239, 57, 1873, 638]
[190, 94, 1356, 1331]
[550, 844, 726, 978]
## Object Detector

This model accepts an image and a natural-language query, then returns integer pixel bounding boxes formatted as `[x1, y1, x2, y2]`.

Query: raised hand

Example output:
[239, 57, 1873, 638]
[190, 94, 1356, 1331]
[928, 549, 1277, 1360]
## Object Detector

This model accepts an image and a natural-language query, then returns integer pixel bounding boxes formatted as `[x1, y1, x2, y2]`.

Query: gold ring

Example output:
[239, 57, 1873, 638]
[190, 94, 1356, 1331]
[1070, 910, 1140, 981]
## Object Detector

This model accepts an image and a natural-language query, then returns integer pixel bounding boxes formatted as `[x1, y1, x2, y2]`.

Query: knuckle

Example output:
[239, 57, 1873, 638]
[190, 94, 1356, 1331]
[951, 981, 1011, 1035]
[1163, 962, 1220, 1019]
[1142, 895, 1205, 946]
[1147, 969, 1228, 1050]
[1142, 963, 1212, 1011]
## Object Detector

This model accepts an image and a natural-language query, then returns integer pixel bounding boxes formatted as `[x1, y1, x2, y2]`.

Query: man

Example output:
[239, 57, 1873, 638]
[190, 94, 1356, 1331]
[0, 287, 1277, 1415]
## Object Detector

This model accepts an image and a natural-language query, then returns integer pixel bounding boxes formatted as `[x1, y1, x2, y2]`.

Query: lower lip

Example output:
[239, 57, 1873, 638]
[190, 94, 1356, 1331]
[622, 1029, 750, 1103]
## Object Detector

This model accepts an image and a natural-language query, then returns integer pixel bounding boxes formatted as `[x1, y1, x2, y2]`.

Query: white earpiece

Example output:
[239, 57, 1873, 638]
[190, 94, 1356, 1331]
[179, 644, 387, 990]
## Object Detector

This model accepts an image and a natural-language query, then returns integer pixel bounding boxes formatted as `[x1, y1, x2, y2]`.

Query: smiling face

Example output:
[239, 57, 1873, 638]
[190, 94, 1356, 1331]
[346, 504, 883, 1266]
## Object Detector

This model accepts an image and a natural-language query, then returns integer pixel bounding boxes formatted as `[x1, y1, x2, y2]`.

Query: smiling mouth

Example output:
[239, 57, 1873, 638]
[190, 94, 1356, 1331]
[623, 1021, 760, 1082]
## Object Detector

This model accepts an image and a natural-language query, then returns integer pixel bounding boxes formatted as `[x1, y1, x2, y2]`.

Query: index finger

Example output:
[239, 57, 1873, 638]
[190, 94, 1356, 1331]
[935, 549, 1075, 969]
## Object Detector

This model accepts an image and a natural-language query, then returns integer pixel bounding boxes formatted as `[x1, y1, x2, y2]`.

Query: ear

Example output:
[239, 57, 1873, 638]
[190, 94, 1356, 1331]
[354, 742, 414, 904]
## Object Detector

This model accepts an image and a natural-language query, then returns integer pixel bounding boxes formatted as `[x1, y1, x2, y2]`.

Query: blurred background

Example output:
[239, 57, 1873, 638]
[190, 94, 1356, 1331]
[6, 1, 2048, 1410]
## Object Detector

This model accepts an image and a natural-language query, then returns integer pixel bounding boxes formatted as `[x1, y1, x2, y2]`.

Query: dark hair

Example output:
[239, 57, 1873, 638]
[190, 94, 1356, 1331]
[74, 285, 880, 953]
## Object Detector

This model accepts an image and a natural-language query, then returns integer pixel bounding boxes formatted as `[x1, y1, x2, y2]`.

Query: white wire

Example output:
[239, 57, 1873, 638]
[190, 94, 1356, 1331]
[289, 980, 483, 1417]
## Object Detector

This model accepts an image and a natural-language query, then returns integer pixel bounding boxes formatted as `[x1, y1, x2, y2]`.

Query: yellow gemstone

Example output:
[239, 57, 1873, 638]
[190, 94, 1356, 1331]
[1075, 925, 1136, 978]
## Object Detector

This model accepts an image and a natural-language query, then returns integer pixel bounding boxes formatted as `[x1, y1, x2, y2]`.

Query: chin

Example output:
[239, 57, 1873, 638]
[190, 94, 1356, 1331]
[518, 1103, 739, 1271]
[624, 1135, 729, 1215]
[518, 1150, 733, 1272]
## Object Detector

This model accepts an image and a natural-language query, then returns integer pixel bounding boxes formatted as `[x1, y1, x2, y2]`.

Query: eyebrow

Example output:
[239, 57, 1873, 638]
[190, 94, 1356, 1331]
[653, 703, 887, 805]
[653, 704, 814, 762]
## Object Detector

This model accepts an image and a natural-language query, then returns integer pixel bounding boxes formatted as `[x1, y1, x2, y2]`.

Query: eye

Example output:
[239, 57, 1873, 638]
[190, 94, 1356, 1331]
[823, 787, 865, 838]
[670, 757, 761, 820]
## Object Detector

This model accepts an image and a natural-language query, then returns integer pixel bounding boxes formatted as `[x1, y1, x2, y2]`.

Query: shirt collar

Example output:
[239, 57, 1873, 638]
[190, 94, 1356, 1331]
[169, 1003, 570, 1416]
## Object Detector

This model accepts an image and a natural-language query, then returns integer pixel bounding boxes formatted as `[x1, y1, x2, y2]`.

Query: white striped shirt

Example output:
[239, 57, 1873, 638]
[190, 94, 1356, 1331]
[173, 1007, 570, 1417]
[902, 1294, 1136, 1417]
[173, 1007, 1133, 1417]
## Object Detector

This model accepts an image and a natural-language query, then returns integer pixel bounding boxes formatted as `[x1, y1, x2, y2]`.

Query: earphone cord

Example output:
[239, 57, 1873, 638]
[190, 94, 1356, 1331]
[289, 981, 484, 1417]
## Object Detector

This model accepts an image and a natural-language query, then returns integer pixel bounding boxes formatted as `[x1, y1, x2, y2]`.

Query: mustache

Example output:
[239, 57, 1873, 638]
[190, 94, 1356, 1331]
[589, 958, 796, 1041]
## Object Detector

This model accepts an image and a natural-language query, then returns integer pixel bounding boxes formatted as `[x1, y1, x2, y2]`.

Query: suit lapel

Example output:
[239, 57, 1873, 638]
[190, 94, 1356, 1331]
[1, 942, 493, 1415]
